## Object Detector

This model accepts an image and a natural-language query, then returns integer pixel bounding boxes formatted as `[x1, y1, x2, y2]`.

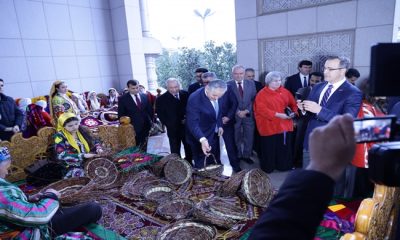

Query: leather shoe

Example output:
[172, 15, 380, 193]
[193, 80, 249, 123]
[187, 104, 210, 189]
[241, 158, 254, 164]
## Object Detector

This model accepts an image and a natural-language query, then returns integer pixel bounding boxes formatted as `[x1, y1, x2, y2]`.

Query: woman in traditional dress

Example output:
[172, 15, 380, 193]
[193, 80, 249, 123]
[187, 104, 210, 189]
[54, 112, 103, 179]
[49, 81, 79, 123]
[71, 92, 89, 114]
[0, 147, 102, 239]
[254, 71, 298, 173]
[101, 88, 119, 108]
[23, 103, 52, 138]
[86, 91, 101, 111]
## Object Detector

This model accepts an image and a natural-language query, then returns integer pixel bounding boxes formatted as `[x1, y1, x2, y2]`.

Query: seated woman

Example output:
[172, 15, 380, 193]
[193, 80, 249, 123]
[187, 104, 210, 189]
[49, 81, 80, 124]
[71, 92, 89, 114]
[23, 103, 53, 138]
[0, 147, 102, 239]
[54, 112, 103, 179]
[101, 88, 119, 109]
[86, 91, 101, 111]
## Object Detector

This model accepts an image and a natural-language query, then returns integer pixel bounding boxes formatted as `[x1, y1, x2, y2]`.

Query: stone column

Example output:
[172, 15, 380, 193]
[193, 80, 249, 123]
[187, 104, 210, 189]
[145, 54, 158, 92]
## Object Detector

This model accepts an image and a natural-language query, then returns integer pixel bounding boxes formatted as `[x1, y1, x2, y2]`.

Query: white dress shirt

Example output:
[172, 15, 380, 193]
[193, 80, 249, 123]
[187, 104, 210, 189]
[318, 78, 347, 105]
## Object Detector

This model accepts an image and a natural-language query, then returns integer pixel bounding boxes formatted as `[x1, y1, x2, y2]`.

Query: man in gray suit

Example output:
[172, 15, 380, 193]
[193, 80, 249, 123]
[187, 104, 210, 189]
[228, 65, 257, 164]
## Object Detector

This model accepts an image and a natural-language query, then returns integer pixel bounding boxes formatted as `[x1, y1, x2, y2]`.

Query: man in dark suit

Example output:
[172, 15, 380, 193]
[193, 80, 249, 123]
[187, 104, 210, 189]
[293, 72, 323, 167]
[118, 79, 153, 149]
[220, 84, 241, 172]
[245, 68, 263, 92]
[284, 60, 313, 97]
[188, 68, 208, 95]
[186, 80, 227, 168]
[299, 56, 362, 196]
[250, 114, 356, 239]
[156, 78, 192, 162]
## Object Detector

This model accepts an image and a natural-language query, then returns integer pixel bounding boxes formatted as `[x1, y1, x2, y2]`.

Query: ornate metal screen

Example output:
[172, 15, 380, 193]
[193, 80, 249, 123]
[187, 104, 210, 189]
[259, 0, 351, 14]
[260, 30, 355, 78]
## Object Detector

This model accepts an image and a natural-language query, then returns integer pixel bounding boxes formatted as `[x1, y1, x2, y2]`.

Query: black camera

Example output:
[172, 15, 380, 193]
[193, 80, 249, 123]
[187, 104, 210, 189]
[367, 43, 400, 187]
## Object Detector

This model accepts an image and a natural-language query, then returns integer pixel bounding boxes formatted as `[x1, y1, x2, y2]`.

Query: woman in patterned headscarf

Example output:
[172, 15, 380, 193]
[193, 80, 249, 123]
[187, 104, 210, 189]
[53, 112, 103, 179]
[0, 146, 102, 239]
[49, 81, 79, 124]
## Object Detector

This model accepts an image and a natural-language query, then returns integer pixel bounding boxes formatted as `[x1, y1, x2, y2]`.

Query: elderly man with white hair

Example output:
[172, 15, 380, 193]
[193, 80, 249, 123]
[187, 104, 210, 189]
[156, 78, 192, 163]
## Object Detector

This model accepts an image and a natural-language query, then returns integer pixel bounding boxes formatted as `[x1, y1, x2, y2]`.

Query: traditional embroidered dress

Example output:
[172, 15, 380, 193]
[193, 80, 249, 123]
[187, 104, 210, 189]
[0, 178, 59, 239]
[51, 93, 79, 120]
[54, 113, 100, 179]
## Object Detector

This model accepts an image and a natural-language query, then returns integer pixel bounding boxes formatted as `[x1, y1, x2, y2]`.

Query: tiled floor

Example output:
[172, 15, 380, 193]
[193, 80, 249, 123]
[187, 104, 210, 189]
[147, 132, 290, 189]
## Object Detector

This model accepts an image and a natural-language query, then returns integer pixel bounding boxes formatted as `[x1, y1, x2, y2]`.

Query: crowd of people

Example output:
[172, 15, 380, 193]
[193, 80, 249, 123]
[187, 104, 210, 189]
[0, 55, 397, 238]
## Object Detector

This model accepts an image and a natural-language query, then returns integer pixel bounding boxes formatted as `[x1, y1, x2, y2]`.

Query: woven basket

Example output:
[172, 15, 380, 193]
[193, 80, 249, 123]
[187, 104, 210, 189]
[164, 158, 192, 185]
[41, 177, 91, 204]
[206, 197, 247, 221]
[193, 200, 238, 229]
[157, 199, 194, 220]
[150, 153, 180, 177]
[84, 158, 119, 187]
[157, 220, 217, 240]
[143, 185, 175, 204]
[217, 170, 248, 197]
[238, 168, 274, 207]
[195, 154, 223, 178]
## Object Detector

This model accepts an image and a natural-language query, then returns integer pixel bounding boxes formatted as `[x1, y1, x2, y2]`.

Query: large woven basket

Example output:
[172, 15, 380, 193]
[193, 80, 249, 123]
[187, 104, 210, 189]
[195, 154, 223, 178]
[150, 153, 180, 177]
[157, 220, 217, 240]
[217, 170, 248, 197]
[164, 158, 192, 185]
[193, 200, 239, 229]
[84, 158, 119, 187]
[238, 168, 274, 207]
[157, 198, 194, 220]
[41, 177, 91, 204]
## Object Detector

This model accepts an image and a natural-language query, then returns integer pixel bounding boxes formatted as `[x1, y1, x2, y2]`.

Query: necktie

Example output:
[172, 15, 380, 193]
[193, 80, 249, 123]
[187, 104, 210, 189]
[320, 84, 333, 107]
[135, 94, 141, 109]
[212, 100, 219, 132]
[303, 76, 308, 87]
[174, 94, 179, 100]
[238, 82, 244, 98]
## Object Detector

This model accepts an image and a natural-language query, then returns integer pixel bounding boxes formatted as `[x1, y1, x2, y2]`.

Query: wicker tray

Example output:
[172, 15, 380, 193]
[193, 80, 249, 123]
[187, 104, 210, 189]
[150, 153, 180, 177]
[143, 185, 175, 204]
[206, 197, 247, 221]
[157, 220, 217, 240]
[164, 158, 192, 185]
[41, 177, 91, 204]
[85, 158, 119, 186]
[217, 170, 248, 197]
[238, 168, 274, 207]
[157, 198, 194, 220]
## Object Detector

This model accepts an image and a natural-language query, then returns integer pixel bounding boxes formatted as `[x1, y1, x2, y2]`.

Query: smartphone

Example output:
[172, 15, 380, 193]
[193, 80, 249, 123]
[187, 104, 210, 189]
[353, 116, 396, 143]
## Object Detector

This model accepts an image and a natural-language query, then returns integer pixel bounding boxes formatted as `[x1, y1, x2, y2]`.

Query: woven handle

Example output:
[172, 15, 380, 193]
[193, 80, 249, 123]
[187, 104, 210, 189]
[203, 153, 218, 168]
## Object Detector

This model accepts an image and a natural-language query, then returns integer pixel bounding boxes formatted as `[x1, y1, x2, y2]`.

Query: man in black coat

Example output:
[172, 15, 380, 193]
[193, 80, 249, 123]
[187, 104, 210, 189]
[118, 79, 153, 149]
[284, 60, 313, 97]
[250, 114, 356, 239]
[188, 68, 208, 95]
[0, 79, 23, 141]
[156, 78, 192, 162]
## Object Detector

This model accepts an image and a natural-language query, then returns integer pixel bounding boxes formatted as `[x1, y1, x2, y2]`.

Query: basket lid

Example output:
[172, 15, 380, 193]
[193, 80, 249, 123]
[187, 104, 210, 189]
[164, 158, 192, 185]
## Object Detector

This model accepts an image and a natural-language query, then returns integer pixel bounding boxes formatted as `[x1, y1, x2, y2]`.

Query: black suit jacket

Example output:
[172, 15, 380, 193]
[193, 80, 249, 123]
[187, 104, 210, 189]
[118, 93, 153, 135]
[188, 82, 202, 95]
[285, 73, 309, 97]
[156, 90, 189, 137]
[220, 85, 238, 127]
[250, 170, 335, 239]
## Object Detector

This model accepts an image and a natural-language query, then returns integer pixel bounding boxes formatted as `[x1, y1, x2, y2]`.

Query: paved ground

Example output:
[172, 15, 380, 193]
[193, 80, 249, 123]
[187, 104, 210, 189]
[147, 132, 290, 190]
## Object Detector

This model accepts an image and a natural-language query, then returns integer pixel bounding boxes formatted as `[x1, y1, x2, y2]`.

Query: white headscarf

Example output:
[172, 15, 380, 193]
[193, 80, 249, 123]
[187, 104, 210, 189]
[88, 91, 100, 110]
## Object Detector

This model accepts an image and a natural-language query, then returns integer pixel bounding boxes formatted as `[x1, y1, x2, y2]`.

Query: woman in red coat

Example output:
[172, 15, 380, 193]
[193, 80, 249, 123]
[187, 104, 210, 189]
[254, 71, 298, 173]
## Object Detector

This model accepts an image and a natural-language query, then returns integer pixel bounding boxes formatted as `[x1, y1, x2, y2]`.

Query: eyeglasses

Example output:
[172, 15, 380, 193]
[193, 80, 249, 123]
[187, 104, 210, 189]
[323, 67, 345, 72]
